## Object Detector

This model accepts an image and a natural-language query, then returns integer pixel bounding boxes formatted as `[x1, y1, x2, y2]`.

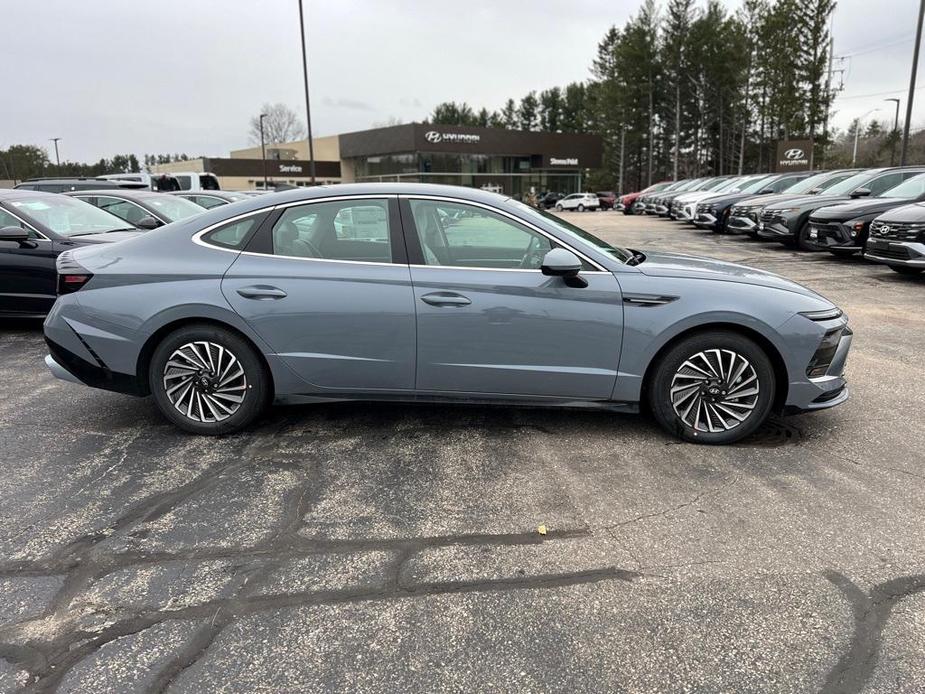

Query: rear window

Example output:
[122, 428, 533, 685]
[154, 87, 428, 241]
[202, 215, 265, 249]
[200, 174, 220, 190]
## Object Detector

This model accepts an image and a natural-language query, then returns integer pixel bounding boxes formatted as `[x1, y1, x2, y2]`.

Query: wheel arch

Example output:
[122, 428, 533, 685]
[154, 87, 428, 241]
[135, 316, 274, 399]
[640, 322, 789, 413]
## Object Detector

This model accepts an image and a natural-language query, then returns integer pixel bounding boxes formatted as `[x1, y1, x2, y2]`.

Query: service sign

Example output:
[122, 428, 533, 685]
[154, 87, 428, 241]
[775, 140, 812, 172]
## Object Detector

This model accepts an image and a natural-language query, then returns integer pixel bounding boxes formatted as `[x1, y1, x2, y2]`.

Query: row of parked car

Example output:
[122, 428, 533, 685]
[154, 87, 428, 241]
[616, 167, 925, 275]
[0, 178, 270, 317]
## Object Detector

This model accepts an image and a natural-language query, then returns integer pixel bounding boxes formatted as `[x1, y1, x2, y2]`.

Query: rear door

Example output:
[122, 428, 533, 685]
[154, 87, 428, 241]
[221, 196, 416, 391]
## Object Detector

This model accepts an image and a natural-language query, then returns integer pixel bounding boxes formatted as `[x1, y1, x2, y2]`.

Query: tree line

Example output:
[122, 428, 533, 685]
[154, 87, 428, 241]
[428, 0, 840, 191]
[0, 145, 198, 182]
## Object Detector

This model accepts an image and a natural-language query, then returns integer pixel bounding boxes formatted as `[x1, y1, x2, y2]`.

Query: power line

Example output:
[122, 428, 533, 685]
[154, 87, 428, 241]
[838, 32, 915, 57]
[835, 85, 925, 101]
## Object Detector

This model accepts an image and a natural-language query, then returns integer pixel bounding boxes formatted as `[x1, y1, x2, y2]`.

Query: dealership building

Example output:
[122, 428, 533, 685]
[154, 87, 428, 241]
[151, 124, 602, 196]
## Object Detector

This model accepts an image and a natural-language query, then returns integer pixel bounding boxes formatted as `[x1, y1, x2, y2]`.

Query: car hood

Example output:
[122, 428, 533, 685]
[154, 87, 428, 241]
[810, 197, 914, 221]
[873, 201, 925, 223]
[735, 192, 815, 209]
[67, 231, 145, 245]
[699, 191, 764, 208]
[675, 191, 724, 204]
[765, 194, 854, 210]
[635, 250, 828, 301]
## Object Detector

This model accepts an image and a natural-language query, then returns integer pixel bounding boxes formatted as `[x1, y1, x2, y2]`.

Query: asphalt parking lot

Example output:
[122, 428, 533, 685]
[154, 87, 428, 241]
[1, 211, 924, 693]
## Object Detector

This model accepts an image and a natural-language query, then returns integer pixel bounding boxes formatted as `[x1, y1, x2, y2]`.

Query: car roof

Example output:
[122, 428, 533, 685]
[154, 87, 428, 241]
[0, 188, 71, 201]
[63, 189, 168, 199]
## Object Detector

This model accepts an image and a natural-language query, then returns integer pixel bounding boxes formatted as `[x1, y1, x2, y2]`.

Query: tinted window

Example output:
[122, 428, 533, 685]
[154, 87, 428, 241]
[203, 216, 262, 249]
[869, 173, 905, 196]
[200, 174, 220, 190]
[145, 195, 207, 222]
[0, 208, 39, 238]
[7, 195, 129, 236]
[92, 196, 152, 225]
[410, 199, 556, 270]
[271, 199, 392, 262]
[879, 174, 925, 198]
[195, 195, 228, 209]
[176, 175, 192, 191]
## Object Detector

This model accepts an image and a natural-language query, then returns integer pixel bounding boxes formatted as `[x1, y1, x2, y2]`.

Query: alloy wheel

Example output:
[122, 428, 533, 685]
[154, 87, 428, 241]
[162, 341, 247, 422]
[669, 348, 759, 433]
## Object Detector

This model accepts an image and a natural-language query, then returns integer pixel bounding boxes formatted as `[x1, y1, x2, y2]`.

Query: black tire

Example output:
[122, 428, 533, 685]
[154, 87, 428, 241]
[577, 204, 585, 212]
[889, 266, 924, 275]
[555, 204, 563, 212]
[647, 331, 776, 445]
[149, 324, 270, 435]
[796, 221, 823, 252]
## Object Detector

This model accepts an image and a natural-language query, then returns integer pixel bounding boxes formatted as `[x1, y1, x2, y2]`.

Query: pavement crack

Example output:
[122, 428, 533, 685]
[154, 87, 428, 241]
[601, 477, 740, 530]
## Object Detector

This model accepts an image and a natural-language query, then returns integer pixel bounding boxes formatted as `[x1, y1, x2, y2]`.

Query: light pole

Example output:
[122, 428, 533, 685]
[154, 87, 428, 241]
[852, 109, 879, 166]
[49, 137, 61, 172]
[297, 0, 316, 184]
[259, 113, 268, 190]
[885, 98, 901, 166]
[901, 0, 925, 165]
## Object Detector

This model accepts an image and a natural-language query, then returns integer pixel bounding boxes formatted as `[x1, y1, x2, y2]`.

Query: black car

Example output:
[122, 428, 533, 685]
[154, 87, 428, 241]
[537, 192, 565, 210]
[171, 191, 252, 209]
[808, 174, 925, 257]
[757, 167, 925, 250]
[14, 177, 145, 193]
[691, 172, 814, 233]
[726, 169, 862, 237]
[65, 189, 206, 229]
[0, 189, 140, 317]
[864, 202, 925, 275]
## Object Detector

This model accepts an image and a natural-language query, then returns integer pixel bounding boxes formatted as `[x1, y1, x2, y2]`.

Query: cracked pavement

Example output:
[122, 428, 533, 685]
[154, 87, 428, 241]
[1, 212, 923, 692]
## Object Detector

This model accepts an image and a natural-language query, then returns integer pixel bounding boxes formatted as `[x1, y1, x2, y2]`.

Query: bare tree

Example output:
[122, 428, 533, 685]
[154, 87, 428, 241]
[248, 103, 306, 145]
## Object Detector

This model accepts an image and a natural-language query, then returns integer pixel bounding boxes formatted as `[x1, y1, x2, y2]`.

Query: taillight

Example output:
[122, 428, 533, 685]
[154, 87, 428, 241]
[56, 251, 94, 295]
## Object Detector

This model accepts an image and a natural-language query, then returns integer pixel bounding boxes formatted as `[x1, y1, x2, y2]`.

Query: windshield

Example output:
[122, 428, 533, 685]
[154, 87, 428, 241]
[508, 200, 632, 263]
[7, 195, 132, 236]
[144, 195, 207, 222]
[880, 174, 925, 199]
[645, 181, 675, 193]
[696, 178, 726, 191]
[739, 176, 775, 194]
[784, 171, 848, 195]
[825, 171, 878, 196]
[712, 178, 744, 193]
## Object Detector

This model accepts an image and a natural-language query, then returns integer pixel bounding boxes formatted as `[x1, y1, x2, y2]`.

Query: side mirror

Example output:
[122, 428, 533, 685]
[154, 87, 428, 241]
[809, 187, 822, 194]
[135, 216, 161, 230]
[758, 187, 774, 194]
[850, 187, 872, 198]
[0, 226, 29, 242]
[541, 248, 581, 277]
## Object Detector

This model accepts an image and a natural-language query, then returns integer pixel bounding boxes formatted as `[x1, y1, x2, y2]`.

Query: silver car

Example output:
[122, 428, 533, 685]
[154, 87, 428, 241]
[43, 183, 852, 444]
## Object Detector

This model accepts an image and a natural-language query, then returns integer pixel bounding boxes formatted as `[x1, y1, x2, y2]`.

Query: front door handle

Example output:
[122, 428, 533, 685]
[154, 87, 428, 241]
[236, 285, 288, 300]
[420, 291, 471, 307]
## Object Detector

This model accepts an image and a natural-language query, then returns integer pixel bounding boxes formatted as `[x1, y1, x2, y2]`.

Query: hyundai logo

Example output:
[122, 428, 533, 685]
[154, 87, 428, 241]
[879, 225, 891, 234]
[424, 131, 443, 143]
[784, 148, 805, 160]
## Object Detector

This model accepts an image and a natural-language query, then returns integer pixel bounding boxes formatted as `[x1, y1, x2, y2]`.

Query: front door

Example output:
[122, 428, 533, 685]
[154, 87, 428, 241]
[222, 197, 416, 392]
[0, 208, 57, 316]
[402, 197, 623, 399]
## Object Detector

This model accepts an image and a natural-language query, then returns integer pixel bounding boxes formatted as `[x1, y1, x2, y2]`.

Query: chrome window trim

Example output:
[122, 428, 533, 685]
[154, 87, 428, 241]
[0, 206, 50, 240]
[400, 194, 609, 272]
[78, 194, 168, 224]
[189, 192, 611, 273]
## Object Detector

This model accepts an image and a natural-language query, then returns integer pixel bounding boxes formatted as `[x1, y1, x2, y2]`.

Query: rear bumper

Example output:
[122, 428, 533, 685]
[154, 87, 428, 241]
[45, 354, 82, 384]
[44, 336, 145, 396]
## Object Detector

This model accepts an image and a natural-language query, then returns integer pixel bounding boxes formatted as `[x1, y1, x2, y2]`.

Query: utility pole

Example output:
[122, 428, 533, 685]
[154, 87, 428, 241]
[885, 98, 901, 166]
[297, 0, 316, 184]
[900, 0, 925, 166]
[673, 80, 680, 181]
[259, 113, 269, 190]
[618, 123, 626, 193]
[50, 137, 61, 171]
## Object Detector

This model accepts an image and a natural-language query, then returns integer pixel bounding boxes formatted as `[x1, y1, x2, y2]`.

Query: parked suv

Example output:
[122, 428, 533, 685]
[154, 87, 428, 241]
[14, 177, 142, 193]
[693, 172, 814, 233]
[864, 202, 925, 275]
[808, 173, 925, 256]
[617, 181, 673, 214]
[758, 167, 925, 250]
[727, 170, 861, 237]
[99, 173, 182, 192]
[65, 189, 206, 229]
[555, 193, 600, 211]
[596, 191, 617, 210]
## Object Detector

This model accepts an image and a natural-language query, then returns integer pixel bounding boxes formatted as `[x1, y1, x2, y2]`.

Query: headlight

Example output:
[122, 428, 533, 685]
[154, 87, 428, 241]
[779, 207, 802, 214]
[846, 218, 870, 237]
[799, 308, 844, 321]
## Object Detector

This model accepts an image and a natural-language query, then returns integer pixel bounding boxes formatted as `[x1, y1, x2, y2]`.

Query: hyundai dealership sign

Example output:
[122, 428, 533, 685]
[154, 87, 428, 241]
[424, 130, 481, 144]
[775, 140, 812, 171]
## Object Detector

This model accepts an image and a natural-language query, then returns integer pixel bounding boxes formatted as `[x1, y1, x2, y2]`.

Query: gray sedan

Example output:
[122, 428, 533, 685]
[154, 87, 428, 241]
[43, 184, 852, 444]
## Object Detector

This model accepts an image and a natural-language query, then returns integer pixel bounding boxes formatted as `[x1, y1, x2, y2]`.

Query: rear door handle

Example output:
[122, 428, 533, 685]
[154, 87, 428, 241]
[236, 285, 288, 300]
[420, 291, 471, 307]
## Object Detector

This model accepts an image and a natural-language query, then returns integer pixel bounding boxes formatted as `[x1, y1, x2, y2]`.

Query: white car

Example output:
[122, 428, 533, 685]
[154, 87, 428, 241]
[555, 193, 600, 212]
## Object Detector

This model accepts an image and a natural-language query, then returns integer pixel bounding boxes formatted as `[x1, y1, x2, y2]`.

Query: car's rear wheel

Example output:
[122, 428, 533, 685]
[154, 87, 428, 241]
[889, 266, 923, 275]
[577, 204, 585, 212]
[149, 324, 269, 435]
[647, 331, 775, 445]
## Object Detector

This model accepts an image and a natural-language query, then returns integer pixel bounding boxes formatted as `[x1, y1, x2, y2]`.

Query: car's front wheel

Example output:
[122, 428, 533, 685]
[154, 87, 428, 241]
[555, 204, 563, 211]
[149, 324, 270, 435]
[648, 331, 775, 444]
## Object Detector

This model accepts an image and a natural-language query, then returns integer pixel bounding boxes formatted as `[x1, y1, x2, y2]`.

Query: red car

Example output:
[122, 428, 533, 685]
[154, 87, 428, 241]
[618, 181, 674, 215]
[596, 191, 617, 210]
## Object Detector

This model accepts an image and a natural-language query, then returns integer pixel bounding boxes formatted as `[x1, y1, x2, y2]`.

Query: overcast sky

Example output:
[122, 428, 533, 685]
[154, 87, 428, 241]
[3, 0, 923, 163]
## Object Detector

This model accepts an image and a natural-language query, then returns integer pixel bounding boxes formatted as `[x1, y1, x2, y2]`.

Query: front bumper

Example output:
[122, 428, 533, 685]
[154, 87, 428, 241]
[727, 214, 758, 234]
[785, 327, 853, 414]
[694, 212, 718, 228]
[756, 218, 794, 240]
[865, 239, 925, 268]
[809, 221, 863, 252]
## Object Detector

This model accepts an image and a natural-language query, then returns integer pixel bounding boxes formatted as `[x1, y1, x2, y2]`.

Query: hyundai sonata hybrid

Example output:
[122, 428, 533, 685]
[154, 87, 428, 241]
[43, 184, 852, 444]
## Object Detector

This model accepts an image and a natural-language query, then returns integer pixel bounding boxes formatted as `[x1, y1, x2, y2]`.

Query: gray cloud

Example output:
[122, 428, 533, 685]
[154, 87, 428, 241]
[2, 0, 923, 161]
